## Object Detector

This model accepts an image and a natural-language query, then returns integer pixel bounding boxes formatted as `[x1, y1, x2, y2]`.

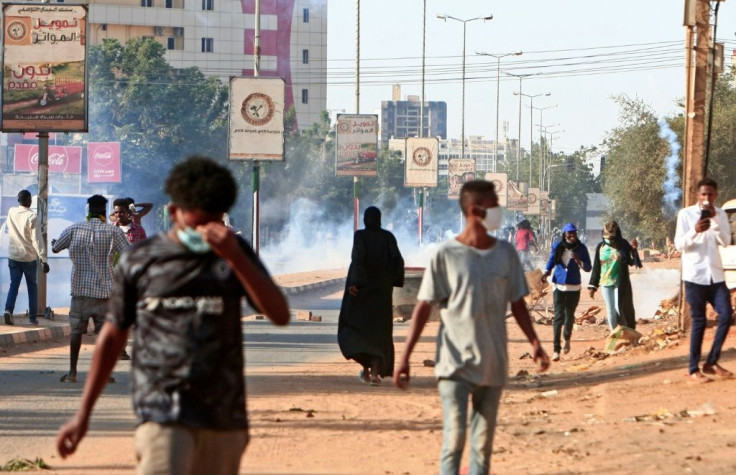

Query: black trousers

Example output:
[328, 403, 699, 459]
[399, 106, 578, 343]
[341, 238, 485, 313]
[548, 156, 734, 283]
[553, 289, 580, 353]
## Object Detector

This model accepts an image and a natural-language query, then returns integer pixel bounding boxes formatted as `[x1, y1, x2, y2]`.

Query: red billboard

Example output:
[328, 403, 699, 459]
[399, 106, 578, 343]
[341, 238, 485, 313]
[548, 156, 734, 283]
[87, 142, 121, 183]
[13, 144, 81, 173]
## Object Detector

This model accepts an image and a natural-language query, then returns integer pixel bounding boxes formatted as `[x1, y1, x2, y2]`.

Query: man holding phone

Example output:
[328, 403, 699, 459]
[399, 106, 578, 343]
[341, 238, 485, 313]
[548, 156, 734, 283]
[675, 177, 734, 383]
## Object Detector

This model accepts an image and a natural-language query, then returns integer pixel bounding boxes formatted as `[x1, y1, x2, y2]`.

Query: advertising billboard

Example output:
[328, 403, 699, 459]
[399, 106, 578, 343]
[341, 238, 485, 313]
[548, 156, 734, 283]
[335, 114, 378, 177]
[483, 172, 508, 207]
[229, 77, 285, 161]
[539, 191, 550, 217]
[14, 144, 81, 174]
[1, 4, 88, 132]
[526, 187, 541, 215]
[447, 158, 476, 199]
[405, 137, 439, 187]
[507, 180, 528, 211]
[87, 142, 121, 183]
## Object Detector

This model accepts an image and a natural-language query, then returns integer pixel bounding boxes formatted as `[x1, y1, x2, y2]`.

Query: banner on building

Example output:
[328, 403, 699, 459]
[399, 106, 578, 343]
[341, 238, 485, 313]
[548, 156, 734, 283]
[335, 114, 378, 177]
[526, 187, 541, 215]
[1, 4, 88, 132]
[87, 142, 121, 183]
[483, 172, 508, 208]
[507, 180, 528, 211]
[229, 77, 285, 161]
[539, 191, 549, 217]
[405, 137, 438, 187]
[447, 158, 476, 199]
[14, 144, 81, 173]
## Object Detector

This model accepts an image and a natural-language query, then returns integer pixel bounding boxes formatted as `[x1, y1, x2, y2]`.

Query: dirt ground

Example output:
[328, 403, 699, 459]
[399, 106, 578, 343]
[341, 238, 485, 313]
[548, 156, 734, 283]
[240, 256, 736, 475]
[33, 257, 736, 474]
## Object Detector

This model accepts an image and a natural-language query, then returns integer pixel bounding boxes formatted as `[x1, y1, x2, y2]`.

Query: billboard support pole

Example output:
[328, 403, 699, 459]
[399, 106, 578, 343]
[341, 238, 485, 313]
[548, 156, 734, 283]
[37, 132, 49, 320]
[353, 0, 361, 232]
[418, 187, 424, 245]
[251, 0, 261, 254]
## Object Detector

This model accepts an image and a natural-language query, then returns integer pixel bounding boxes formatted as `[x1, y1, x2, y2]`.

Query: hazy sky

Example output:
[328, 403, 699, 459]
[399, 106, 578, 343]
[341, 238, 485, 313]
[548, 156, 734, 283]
[326, 1, 736, 155]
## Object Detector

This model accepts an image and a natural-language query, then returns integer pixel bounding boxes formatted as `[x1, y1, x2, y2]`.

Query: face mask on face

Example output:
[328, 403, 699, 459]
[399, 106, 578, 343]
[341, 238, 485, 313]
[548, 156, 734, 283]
[176, 226, 211, 253]
[482, 206, 503, 231]
[603, 238, 611, 245]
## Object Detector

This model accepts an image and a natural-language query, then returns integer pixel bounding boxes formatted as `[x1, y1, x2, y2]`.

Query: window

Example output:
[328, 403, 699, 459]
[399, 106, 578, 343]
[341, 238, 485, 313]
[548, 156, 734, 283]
[303, 8, 309, 22]
[167, 37, 175, 50]
[141, 0, 152, 7]
[202, 0, 214, 10]
[165, 0, 173, 7]
[301, 88, 308, 104]
[302, 49, 309, 64]
[201, 38, 214, 53]
[101, 24, 107, 31]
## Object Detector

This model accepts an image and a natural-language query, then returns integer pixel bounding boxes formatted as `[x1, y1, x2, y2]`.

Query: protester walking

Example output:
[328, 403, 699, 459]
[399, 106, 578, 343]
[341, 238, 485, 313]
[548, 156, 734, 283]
[588, 220, 643, 331]
[3, 190, 49, 326]
[56, 156, 290, 473]
[338, 206, 404, 386]
[394, 180, 549, 475]
[541, 222, 591, 361]
[674, 177, 734, 383]
[515, 219, 538, 271]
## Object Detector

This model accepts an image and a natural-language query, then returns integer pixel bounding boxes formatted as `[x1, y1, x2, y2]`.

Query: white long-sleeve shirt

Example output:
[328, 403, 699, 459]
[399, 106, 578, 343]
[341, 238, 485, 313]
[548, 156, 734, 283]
[6, 205, 46, 262]
[674, 203, 730, 285]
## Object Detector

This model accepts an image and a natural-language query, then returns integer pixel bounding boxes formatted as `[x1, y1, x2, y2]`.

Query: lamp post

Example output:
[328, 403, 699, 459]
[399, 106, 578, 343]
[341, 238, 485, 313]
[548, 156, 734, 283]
[418, 0, 426, 246]
[533, 104, 556, 187]
[476, 51, 522, 172]
[437, 13, 493, 160]
[537, 122, 560, 188]
[514, 91, 550, 187]
[507, 73, 532, 180]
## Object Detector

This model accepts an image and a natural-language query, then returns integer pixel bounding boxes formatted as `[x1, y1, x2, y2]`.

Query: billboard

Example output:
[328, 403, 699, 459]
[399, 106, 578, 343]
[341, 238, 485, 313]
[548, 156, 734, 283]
[87, 142, 121, 183]
[526, 187, 541, 215]
[335, 114, 378, 177]
[405, 137, 438, 187]
[1, 4, 88, 132]
[507, 180, 528, 211]
[539, 191, 550, 217]
[14, 144, 81, 174]
[483, 172, 508, 207]
[447, 158, 476, 199]
[229, 77, 285, 161]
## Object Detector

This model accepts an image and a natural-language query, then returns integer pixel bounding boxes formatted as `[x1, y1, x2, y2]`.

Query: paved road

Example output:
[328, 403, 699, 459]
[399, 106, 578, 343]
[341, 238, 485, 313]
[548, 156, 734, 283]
[0, 282, 346, 468]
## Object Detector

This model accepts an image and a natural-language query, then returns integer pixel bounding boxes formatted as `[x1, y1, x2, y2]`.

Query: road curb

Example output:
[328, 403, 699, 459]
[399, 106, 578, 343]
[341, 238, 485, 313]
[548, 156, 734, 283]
[279, 277, 345, 296]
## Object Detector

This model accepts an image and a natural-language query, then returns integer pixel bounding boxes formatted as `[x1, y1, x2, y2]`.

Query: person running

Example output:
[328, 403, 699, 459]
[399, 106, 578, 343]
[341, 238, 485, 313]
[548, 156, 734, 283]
[515, 219, 538, 272]
[338, 206, 404, 386]
[3, 190, 49, 326]
[394, 180, 549, 475]
[541, 222, 592, 361]
[56, 156, 290, 474]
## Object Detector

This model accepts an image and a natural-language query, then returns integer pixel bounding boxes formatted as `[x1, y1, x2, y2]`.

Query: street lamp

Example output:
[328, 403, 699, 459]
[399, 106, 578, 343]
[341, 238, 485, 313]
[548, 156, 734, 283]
[507, 73, 532, 180]
[537, 122, 560, 187]
[437, 13, 493, 160]
[514, 91, 550, 186]
[476, 51, 522, 172]
[533, 104, 556, 187]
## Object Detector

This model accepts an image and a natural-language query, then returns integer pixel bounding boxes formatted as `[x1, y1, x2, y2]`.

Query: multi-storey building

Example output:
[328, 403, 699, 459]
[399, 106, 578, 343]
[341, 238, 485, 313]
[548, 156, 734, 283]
[380, 86, 446, 143]
[87, 0, 326, 130]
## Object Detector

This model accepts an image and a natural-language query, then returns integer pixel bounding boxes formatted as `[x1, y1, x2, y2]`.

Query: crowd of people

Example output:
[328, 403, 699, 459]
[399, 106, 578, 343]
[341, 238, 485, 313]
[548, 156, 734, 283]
[1, 167, 733, 473]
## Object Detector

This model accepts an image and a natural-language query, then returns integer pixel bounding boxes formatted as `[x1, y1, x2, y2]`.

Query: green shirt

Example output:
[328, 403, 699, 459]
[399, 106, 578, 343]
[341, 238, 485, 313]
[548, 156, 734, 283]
[599, 242, 621, 286]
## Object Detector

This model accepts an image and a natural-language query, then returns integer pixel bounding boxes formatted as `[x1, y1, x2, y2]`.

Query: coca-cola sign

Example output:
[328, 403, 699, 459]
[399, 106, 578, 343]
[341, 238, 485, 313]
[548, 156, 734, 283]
[14, 144, 82, 174]
[87, 142, 121, 183]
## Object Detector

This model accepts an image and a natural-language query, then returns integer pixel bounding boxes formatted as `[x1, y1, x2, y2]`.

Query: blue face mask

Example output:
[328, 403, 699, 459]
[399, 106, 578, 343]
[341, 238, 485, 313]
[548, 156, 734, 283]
[176, 226, 211, 253]
[603, 238, 611, 245]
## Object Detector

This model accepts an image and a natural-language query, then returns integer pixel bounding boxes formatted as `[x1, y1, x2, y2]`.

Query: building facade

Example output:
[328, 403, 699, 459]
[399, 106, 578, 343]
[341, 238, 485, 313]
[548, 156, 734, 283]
[87, 0, 326, 130]
[380, 95, 447, 144]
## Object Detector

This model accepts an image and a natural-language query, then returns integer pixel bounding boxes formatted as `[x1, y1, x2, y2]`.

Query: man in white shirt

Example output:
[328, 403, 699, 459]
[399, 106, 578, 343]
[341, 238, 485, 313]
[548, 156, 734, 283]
[3, 190, 49, 326]
[674, 177, 734, 383]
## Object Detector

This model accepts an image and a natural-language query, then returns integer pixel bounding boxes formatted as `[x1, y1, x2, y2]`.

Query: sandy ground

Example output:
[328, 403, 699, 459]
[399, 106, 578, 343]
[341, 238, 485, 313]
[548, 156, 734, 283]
[17, 257, 736, 474]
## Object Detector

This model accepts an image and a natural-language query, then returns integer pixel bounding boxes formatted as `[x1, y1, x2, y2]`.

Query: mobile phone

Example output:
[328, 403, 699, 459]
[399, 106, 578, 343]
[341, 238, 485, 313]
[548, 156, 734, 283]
[700, 208, 711, 220]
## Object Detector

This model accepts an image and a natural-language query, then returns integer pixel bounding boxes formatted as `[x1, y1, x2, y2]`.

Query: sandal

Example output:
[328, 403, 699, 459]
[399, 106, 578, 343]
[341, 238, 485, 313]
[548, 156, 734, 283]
[60, 374, 77, 383]
[369, 376, 381, 386]
[687, 372, 712, 384]
[359, 370, 370, 384]
[702, 364, 734, 380]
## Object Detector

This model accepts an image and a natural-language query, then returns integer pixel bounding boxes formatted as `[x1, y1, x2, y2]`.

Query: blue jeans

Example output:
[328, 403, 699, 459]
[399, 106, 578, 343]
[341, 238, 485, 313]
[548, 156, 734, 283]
[438, 378, 503, 475]
[4, 259, 38, 320]
[685, 281, 733, 375]
[601, 285, 619, 329]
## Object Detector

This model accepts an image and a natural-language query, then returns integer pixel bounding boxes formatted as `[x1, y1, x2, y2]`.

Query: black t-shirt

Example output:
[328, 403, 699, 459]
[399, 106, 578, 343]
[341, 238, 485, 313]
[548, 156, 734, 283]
[109, 233, 267, 430]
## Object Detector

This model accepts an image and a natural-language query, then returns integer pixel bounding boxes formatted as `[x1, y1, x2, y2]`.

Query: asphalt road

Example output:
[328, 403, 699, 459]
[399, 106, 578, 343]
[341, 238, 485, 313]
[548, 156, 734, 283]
[0, 282, 346, 467]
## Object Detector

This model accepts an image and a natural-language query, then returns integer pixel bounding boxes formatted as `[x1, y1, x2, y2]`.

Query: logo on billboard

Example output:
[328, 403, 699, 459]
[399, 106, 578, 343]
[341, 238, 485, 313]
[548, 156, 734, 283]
[6, 19, 29, 43]
[92, 145, 114, 166]
[241, 92, 274, 126]
[337, 120, 352, 134]
[29, 150, 69, 172]
[412, 147, 432, 167]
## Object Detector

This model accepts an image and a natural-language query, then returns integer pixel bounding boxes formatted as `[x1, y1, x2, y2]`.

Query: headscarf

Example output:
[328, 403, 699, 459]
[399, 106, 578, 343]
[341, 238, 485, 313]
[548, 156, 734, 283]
[364, 206, 381, 230]
[602, 220, 620, 247]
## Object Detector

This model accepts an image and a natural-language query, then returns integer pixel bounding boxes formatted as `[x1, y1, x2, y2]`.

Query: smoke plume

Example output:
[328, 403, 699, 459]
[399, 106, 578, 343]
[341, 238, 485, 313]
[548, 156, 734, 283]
[658, 119, 681, 217]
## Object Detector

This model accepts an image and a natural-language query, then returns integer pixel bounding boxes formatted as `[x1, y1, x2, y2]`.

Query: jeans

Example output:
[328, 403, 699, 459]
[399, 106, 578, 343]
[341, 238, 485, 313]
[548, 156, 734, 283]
[685, 281, 733, 375]
[601, 285, 619, 329]
[438, 378, 503, 475]
[4, 259, 38, 320]
[553, 289, 580, 353]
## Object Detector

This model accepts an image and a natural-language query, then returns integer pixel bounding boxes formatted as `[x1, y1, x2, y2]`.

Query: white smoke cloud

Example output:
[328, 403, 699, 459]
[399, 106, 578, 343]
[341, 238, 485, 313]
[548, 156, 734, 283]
[658, 119, 681, 217]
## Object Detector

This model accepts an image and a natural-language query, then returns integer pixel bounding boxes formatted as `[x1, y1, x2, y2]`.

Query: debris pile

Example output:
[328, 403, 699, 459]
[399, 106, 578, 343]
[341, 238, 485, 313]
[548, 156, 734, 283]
[653, 295, 679, 320]
[576, 306, 602, 325]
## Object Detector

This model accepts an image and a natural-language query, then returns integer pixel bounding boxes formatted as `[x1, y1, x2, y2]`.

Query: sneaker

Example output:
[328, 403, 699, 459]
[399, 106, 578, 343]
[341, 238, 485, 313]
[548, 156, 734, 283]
[552, 352, 560, 362]
[563, 340, 571, 354]
[3, 311, 13, 326]
[119, 350, 131, 361]
[29, 320, 39, 327]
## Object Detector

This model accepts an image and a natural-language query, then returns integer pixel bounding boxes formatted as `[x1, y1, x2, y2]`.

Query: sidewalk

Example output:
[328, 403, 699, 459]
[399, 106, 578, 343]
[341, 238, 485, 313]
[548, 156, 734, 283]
[0, 268, 346, 348]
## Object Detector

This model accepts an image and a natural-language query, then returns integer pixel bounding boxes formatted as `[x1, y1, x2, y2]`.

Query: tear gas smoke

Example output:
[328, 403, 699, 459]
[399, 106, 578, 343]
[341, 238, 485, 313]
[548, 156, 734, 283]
[658, 120, 682, 217]
[630, 267, 680, 320]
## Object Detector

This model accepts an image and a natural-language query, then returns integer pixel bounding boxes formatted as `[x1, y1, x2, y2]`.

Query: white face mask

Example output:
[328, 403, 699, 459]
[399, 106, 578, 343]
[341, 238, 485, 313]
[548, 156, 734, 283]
[482, 206, 503, 231]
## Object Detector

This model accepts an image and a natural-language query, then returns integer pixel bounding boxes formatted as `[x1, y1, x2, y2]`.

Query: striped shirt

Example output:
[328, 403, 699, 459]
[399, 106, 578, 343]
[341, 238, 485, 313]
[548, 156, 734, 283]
[52, 218, 130, 298]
